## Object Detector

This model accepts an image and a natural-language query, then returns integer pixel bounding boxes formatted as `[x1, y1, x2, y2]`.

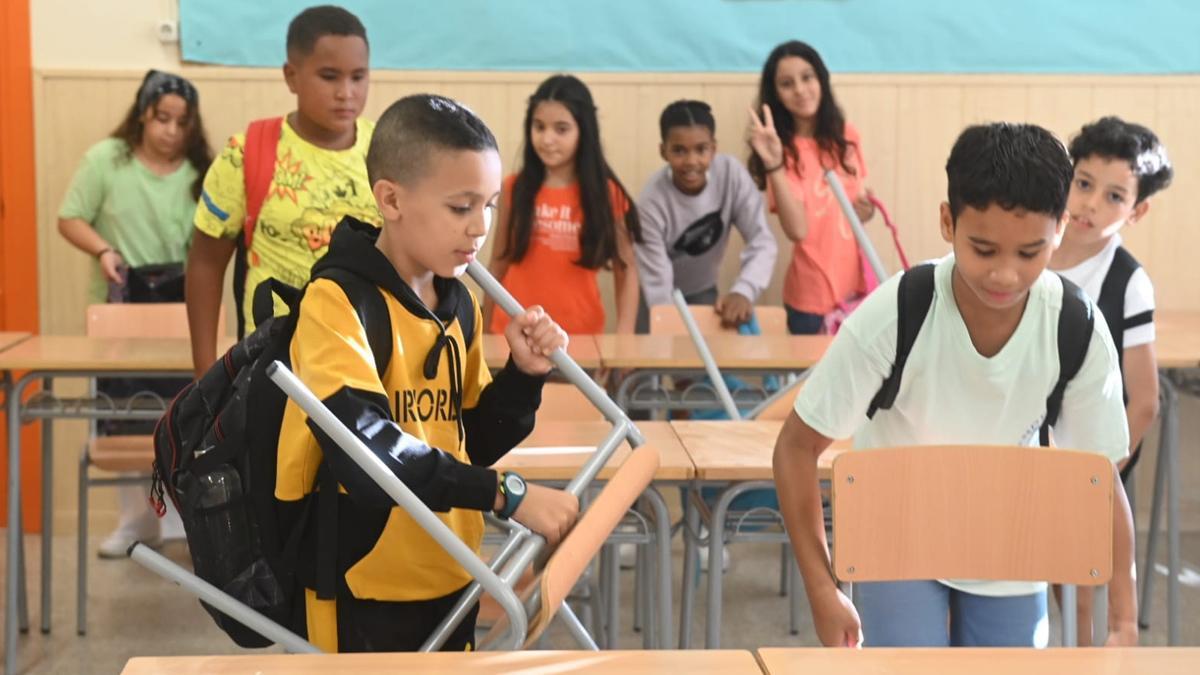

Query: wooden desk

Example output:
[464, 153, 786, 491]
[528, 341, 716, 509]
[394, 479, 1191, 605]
[0, 335, 234, 372]
[596, 334, 829, 370]
[0, 331, 30, 354]
[1155, 311, 1200, 368]
[670, 420, 849, 649]
[1139, 311, 1200, 643]
[1, 335, 239, 665]
[671, 419, 847, 481]
[756, 647, 1200, 675]
[121, 649, 764, 674]
[483, 333, 602, 370]
[495, 420, 692, 481]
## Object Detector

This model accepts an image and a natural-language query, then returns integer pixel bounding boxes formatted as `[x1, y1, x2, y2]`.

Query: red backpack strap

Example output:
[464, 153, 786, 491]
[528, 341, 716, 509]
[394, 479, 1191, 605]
[242, 117, 284, 248]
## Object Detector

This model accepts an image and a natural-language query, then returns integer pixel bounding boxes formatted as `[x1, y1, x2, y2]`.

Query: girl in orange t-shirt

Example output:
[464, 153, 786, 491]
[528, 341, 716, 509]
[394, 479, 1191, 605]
[747, 41, 877, 335]
[485, 74, 641, 336]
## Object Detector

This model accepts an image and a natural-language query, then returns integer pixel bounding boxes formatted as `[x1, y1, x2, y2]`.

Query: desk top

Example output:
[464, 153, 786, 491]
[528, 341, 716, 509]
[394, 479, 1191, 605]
[494, 420, 693, 481]
[482, 334, 602, 369]
[0, 332, 30, 354]
[595, 334, 828, 370]
[756, 647, 1200, 675]
[121, 649, 763, 674]
[672, 420, 847, 481]
[0, 336, 219, 372]
[1155, 311, 1200, 369]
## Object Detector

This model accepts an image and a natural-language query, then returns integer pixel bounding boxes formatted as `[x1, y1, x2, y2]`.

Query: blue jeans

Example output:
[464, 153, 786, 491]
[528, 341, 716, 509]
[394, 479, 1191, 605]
[785, 305, 824, 335]
[853, 580, 1049, 647]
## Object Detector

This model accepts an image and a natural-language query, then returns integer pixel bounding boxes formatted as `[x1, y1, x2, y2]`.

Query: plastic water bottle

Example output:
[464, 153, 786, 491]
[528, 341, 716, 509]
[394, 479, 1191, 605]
[193, 465, 251, 585]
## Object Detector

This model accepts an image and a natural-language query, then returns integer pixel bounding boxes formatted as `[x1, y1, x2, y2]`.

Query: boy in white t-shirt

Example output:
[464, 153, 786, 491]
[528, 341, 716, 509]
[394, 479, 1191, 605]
[1050, 116, 1172, 479]
[1047, 116, 1172, 644]
[773, 123, 1137, 648]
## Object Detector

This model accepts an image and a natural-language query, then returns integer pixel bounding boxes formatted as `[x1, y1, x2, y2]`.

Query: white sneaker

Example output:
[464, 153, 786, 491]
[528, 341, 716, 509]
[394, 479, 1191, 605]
[616, 524, 638, 569]
[697, 545, 731, 572]
[695, 525, 731, 572]
[97, 509, 162, 559]
[618, 543, 637, 569]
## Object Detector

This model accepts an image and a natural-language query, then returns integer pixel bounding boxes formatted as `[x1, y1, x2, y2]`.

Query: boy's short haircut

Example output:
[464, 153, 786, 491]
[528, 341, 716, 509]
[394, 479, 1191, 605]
[286, 5, 368, 58]
[367, 94, 499, 187]
[1069, 116, 1174, 203]
[945, 122, 1073, 222]
[659, 100, 716, 140]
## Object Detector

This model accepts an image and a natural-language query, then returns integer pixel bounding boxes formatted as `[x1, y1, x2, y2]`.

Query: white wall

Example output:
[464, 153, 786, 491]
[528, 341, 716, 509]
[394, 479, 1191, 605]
[32, 0, 182, 70]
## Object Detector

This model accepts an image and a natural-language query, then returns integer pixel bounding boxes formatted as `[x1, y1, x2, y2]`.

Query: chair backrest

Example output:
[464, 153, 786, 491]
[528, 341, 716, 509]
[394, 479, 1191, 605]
[535, 383, 605, 421]
[649, 304, 787, 336]
[85, 303, 225, 339]
[831, 445, 1113, 586]
[481, 443, 661, 647]
[753, 379, 805, 421]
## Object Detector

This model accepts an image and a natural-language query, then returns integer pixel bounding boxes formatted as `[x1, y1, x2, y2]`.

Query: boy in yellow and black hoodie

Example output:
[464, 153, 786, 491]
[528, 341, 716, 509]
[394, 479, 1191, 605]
[276, 95, 579, 653]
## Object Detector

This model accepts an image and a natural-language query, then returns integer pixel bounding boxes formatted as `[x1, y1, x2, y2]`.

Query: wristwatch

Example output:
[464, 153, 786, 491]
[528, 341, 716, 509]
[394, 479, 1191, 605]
[495, 471, 527, 520]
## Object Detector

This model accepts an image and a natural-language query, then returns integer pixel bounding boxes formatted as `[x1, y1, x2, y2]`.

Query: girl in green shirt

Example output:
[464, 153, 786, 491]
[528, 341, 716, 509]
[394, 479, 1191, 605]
[57, 70, 212, 556]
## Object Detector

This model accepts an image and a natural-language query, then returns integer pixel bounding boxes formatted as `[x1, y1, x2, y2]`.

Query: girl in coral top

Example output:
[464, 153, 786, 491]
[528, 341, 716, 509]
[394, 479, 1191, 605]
[748, 41, 877, 335]
[485, 74, 641, 336]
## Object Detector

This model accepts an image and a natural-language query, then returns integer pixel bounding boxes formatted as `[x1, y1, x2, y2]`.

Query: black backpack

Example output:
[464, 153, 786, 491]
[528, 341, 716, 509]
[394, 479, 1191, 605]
[150, 269, 476, 647]
[1096, 245, 1150, 478]
[866, 263, 1094, 446]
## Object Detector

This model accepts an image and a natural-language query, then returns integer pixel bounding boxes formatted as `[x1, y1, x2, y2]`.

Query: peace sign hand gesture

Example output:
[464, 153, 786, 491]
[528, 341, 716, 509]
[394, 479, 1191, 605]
[747, 104, 785, 170]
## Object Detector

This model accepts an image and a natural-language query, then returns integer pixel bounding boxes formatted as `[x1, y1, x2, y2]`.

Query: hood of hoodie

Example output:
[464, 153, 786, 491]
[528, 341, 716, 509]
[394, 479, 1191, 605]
[312, 216, 473, 330]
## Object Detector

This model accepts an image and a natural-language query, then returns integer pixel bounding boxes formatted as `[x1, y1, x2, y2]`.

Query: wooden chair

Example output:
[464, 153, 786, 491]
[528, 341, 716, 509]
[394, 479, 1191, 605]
[831, 444, 1114, 646]
[480, 443, 660, 647]
[77, 303, 222, 634]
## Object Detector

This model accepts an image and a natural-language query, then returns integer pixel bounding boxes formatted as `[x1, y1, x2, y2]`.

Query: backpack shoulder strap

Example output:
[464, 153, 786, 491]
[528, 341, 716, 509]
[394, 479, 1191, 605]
[1039, 275, 1094, 446]
[867, 263, 936, 419]
[242, 117, 284, 248]
[1096, 245, 1140, 360]
[315, 268, 393, 379]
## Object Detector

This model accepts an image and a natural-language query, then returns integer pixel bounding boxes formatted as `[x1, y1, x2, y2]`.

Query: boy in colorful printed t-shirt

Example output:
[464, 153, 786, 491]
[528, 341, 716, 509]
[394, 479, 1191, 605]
[185, 5, 381, 377]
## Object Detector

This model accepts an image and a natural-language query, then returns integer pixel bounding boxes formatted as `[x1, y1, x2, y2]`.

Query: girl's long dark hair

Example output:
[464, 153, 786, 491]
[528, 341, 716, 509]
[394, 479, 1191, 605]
[110, 77, 212, 200]
[502, 74, 641, 269]
[748, 40, 856, 189]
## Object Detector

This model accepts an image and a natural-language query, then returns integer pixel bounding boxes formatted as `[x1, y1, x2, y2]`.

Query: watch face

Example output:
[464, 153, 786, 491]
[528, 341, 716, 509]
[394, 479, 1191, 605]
[504, 473, 525, 496]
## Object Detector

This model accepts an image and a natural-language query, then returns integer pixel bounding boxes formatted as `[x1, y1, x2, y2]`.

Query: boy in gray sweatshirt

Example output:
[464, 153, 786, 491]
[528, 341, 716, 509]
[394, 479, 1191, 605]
[635, 100, 778, 328]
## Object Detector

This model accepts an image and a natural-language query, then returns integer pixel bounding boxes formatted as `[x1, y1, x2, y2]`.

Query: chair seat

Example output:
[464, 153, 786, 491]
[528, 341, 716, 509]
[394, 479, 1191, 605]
[88, 435, 155, 473]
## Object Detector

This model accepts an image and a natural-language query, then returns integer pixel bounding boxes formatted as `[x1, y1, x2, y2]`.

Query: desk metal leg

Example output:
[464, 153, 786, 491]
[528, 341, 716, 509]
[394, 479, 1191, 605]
[39, 378, 52, 635]
[16, 503, 28, 635]
[1162, 375, 1180, 645]
[706, 487, 731, 648]
[678, 486, 699, 649]
[705, 480, 775, 648]
[643, 487, 673, 648]
[6, 372, 36, 675]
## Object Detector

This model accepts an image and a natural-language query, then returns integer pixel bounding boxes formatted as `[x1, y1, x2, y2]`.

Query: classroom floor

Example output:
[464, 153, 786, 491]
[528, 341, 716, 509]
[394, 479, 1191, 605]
[2, 395, 1199, 673]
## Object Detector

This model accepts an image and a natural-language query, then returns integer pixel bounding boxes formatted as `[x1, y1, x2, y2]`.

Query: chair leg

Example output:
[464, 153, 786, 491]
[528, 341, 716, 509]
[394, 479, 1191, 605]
[77, 450, 89, 636]
[788, 553, 801, 635]
[779, 543, 789, 596]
